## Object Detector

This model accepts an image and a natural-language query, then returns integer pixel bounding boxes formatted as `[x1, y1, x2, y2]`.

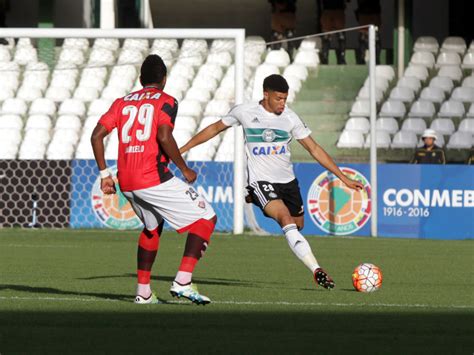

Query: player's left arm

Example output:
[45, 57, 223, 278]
[91, 123, 116, 194]
[298, 135, 364, 191]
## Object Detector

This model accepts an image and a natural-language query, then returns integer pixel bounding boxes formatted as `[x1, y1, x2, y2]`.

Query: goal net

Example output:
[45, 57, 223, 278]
[0, 28, 247, 233]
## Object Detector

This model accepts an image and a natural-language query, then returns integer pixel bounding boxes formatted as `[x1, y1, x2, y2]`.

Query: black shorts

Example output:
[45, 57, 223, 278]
[246, 179, 304, 217]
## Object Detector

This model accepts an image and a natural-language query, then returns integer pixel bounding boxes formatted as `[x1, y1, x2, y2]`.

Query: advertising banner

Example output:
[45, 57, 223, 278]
[70, 160, 234, 231]
[252, 163, 473, 240]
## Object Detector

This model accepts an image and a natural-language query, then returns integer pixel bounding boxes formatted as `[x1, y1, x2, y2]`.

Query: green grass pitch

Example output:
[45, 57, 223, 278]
[0, 229, 472, 354]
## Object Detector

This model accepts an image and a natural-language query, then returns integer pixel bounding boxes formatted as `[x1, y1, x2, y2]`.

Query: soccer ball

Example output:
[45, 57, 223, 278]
[352, 263, 383, 293]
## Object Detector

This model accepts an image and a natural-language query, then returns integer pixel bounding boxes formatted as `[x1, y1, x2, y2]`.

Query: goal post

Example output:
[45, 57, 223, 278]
[0, 27, 246, 234]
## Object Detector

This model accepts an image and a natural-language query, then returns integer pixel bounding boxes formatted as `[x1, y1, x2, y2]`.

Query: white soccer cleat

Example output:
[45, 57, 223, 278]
[170, 282, 211, 305]
[134, 292, 161, 304]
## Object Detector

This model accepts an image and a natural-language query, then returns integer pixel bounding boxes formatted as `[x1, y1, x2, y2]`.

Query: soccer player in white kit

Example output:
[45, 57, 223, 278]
[180, 74, 363, 289]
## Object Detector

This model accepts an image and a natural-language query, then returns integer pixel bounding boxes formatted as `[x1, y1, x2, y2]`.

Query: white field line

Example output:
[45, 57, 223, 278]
[0, 296, 472, 310]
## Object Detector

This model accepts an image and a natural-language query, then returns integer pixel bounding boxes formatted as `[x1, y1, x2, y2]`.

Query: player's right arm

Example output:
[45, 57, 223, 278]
[180, 120, 229, 154]
[91, 101, 119, 195]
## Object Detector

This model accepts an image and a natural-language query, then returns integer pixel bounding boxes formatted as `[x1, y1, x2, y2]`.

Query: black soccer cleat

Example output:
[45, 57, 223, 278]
[314, 268, 335, 290]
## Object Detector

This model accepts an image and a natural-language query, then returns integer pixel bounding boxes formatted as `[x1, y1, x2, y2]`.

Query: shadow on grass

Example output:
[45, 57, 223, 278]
[0, 309, 472, 354]
[77, 273, 266, 287]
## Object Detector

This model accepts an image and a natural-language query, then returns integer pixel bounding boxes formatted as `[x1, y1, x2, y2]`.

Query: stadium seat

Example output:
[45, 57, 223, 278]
[458, 119, 474, 134]
[101, 86, 128, 100]
[204, 100, 231, 117]
[84, 115, 100, 129]
[206, 51, 233, 67]
[467, 104, 474, 117]
[123, 38, 149, 53]
[25, 115, 52, 130]
[88, 48, 115, 66]
[55, 115, 82, 131]
[22, 128, 50, 145]
[462, 76, 474, 88]
[178, 50, 205, 67]
[265, 49, 291, 68]
[245, 36, 266, 56]
[214, 86, 234, 101]
[408, 100, 436, 118]
[391, 131, 418, 148]
[29, 98, 56, 116]
[93, 38, 120, 51]
[344, 117, 370, 134]
[404, 65, 429, 81]
[22, 75, 49, 92]
[438, 66, 463, 82]
[0, 46, 11, 62]
[2, 98, 28, 116]
[441, 37, 466, 54]
[0, 114, 23, 130]
[174, 116, 197, 133]
[379, 100, 406, 118]
[16, 87, 43, 102]
[349, 100, 370, 117]
[462, 52, 474, 69]
[283, 64, 308, 81]
[182, 39, 208, 54]
[420, 87, 445, 103]
[336, 130, 365, 148]
[363, 76, 390, 92]
[389, 86, 415, 103]
[293, 49, 319, 68]
[409, 52, 435, 68]
[283, 75, 302, 93]
[210, 39, 235, 54]
[47, 144, 75, 160]
[429, 76, 454, 93]
[401, 118, 427, 134]
[414, 36, 439, 53]
[82, 66, 108, 81]
[364, 131, 391, 148]
[63, 38, 89, 51]
[185, 87, 212, 103]
[0, 87, 14, 101]
[50, 74, 77, 91]
[436, 52, 461, 67]
[14, 46, 37, 65]
[57, 99, 85, 117]
[375, 65, 395, 81]
[73, 87, 100, 102]
[398, 76, 422, 92]
[149, 48, 174, 67]
[78, 75, 106, 91]
[45, 87, 72, 102]
[172, 129, 192, 148]
[0, 128, 22, 146]
[376, 117, 399, 134]
[450, 87, 474, 103]
[88, 99, 113, 116]
[299, 38, 319, 50]
[196, 64, 224, 81]
[191, 75, 218, 92]
[50, 128, 79, 145]
[446, 132, 472, 149]
[152, 39, 179, 54]
[118, 49, 144, 65]
[178, 99, 203, 117]
[438, 100, 465, 117]
[357, 86, 384, 103]
[430, 118, 456, 135]
[58, 48, 85, 66]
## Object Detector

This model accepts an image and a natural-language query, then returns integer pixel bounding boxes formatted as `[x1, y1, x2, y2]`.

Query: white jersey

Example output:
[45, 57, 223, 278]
[222, 102, 311, 184]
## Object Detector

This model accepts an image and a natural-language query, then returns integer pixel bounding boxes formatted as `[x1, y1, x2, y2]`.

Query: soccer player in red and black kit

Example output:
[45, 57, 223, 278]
[91, 55, 217, 305]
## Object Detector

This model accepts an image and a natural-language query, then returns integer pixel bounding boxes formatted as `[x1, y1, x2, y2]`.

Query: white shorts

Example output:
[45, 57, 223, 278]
[122, 177, 215, 232]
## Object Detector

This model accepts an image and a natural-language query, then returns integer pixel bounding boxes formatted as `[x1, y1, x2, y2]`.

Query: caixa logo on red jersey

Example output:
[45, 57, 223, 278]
[307, 167, 371, 235]
[91, 165, 142, 229]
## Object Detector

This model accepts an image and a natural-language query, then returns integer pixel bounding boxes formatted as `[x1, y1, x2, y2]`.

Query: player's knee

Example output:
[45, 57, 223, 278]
[277, 213, 295, 228]
[296, 220, 304, 230]
[189, 217, 216, 243]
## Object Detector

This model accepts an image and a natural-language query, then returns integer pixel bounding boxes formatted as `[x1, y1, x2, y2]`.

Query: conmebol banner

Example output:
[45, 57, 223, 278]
[252, 163, 474, 240]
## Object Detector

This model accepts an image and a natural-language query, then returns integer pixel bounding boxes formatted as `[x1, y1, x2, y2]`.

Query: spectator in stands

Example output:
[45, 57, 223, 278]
[411, 129, 446, 164]
[268, 0, 297, 53]
[467, 149, 474, 165]
[354, 0, 381, 64]
[318, 0, 348, 65]
[0, 0, 9, 45]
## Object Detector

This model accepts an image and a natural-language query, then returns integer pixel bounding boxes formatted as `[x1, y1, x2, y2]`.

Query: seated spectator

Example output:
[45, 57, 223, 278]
[411, 129, 446, 164]
[269, 0, 297, 53]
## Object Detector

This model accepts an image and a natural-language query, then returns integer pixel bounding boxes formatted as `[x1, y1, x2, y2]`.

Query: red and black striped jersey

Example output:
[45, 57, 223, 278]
[99, 87, 178, 192]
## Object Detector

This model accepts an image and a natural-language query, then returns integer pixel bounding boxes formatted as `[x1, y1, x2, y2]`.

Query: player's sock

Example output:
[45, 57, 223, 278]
[283, 224, 320, 272]
[175, 218, 215, 285]
[137, 227, 160, 297]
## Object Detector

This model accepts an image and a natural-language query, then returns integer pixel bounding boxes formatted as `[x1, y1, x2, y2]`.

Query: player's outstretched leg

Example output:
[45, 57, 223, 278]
[134, 225, 161, 304]
[170, 217, 216, 305]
